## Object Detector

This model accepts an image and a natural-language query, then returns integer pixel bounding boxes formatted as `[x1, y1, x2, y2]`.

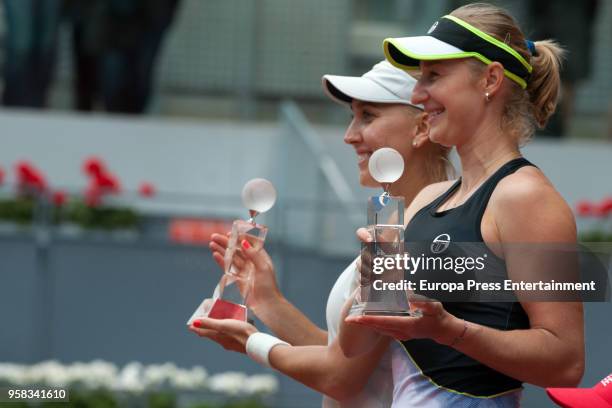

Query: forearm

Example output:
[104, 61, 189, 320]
[253, 295, 327, 346]
[443, 311, 584, 387]
[268, 337, 390, 401]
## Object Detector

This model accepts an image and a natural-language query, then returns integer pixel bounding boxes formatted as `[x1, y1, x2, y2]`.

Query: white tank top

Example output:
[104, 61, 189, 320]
[322, 257, 394, 408]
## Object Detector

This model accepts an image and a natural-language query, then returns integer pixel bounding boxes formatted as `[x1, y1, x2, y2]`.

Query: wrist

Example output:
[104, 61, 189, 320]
[245, 332, 290, 368]
[435, 313, 467, 347]
[250, 291, 285, 319]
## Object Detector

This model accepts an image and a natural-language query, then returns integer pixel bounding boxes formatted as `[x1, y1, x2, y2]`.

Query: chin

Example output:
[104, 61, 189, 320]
[429, 130, 453, 148]
[359, 173, 378, 188]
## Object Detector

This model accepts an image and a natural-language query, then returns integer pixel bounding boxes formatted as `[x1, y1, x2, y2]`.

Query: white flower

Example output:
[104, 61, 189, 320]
[244, 374, 278, 395]
[208, 372, 247, 396]
[65, 362, 91, 386]
[0, 360, 276, 397]
[115, 362, 144, 393]
[68, 360, 117, 389]
[169, 366, 207, 390]
[30, 360, 69, 387]
[0, 363, 28, 385]
[87, 360, 118, 388]
[189, 366, 207, 387]
[142, 362, 178, 388]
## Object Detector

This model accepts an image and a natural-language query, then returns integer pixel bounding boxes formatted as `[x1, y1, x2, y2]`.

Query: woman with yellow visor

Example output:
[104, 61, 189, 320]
[339, 3, 584, 407]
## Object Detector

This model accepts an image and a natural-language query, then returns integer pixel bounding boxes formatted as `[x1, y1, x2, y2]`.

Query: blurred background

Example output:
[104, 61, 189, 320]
[0, 0, 610, 407]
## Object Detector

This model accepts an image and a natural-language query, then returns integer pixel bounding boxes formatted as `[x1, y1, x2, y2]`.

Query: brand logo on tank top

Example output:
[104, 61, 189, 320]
[431, 233, 451, 254]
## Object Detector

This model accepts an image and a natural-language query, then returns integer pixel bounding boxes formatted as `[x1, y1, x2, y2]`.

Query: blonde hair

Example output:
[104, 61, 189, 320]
[450, 3, 565, 144]
[427, 145, 453, 182]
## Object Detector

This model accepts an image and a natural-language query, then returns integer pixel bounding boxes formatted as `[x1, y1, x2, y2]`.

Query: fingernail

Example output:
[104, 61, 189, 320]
[241, 240, 251, 250]
[193, 320, 202, 328]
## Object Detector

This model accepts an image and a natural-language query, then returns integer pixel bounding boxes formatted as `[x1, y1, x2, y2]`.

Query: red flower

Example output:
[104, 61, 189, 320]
[138, 182, 155, 198]
[15, 160, 47, 192]
[598, 197, 612, 217]
[84, 181, 102, 207]
[575, 200, 593, 217]
[83, 157, 106, 176]
[52, 190, 68, 207]
[94, 171, 121, 193]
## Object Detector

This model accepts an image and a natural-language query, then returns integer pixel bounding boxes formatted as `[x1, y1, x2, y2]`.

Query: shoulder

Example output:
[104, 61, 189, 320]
[492, 166, 562, 211]
[406, 179, 457, 220]
[490, 166, 576, 242]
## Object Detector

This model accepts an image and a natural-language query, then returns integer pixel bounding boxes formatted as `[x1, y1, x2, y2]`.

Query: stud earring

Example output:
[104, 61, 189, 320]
[412, 141, 418, 147]
[485, 92, 491, 102]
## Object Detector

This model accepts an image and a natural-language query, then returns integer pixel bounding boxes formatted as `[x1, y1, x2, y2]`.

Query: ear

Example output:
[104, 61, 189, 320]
[412, 111, 430, 147]
[483, 62, 505, 97]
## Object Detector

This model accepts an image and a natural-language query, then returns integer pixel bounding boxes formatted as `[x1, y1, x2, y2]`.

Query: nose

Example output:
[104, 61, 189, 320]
[343, 117, 362, 145]
[411, 79, 427, 106]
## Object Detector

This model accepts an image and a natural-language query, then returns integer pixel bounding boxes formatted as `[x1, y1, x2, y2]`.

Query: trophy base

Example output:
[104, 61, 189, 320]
[208, 298, 247, 321]
[363, 310, 413, 316]
[349, 303, 417, 317]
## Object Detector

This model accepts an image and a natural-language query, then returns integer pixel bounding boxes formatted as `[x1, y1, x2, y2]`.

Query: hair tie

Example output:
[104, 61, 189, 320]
[525, 39, 538, 56]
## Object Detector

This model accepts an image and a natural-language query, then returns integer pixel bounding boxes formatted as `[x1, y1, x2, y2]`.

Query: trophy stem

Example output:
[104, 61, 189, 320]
[248, 209, 259, 224]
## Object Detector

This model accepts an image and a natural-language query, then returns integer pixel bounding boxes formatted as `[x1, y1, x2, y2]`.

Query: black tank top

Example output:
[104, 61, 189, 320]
[400, 157, 534, 397]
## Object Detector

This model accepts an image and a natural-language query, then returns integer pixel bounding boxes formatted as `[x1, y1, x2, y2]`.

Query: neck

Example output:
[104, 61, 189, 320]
[389, 153, 438, 204]
[455, 120, 521, 191]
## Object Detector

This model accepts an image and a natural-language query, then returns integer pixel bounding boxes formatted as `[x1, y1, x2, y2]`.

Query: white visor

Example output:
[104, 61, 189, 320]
[321, 60, 423, 110]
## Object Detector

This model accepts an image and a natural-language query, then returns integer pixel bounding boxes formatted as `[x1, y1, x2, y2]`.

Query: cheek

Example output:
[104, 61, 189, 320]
[361, 125, 383, 147]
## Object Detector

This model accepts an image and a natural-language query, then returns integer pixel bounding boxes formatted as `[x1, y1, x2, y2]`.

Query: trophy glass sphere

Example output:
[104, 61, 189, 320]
[368, 147, 404, 185]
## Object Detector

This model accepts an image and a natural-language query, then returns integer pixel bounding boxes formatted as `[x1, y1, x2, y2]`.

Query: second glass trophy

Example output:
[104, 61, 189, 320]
[352, 148, 411, 316]
[187, 178, 276, 324]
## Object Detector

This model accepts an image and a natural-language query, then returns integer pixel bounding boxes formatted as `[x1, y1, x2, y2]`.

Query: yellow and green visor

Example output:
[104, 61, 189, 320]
[383, 15, 533, 89]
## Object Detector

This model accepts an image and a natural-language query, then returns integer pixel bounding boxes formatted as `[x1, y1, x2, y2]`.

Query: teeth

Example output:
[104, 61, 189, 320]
[429, 109, 444, 118]
[358, 153, 371, 162]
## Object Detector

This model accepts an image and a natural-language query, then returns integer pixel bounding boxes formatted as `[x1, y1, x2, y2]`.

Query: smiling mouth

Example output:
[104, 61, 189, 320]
[357, 152, 371, 165]
[428, 109, 445, 122]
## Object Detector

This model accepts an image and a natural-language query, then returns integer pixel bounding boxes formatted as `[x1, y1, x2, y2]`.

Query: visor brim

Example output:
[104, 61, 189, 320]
[546, 388, 612, 408]
[321, 75, 420, 107]
[384, 36, 466, 70]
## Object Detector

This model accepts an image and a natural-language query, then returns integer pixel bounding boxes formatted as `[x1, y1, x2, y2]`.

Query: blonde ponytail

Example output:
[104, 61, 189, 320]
[528, 40, 565, 129]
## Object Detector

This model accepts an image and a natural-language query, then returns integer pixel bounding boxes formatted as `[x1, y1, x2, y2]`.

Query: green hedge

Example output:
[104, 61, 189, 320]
[0, 198, 139, 231]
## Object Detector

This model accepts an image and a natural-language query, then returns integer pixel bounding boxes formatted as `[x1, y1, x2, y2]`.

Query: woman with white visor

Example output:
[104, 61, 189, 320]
[190, 60, 451, 407]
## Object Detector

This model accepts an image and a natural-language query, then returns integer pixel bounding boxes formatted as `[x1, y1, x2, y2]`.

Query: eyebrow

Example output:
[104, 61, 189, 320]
[356, 101, 380, 110]
[422, 61, 443, 69]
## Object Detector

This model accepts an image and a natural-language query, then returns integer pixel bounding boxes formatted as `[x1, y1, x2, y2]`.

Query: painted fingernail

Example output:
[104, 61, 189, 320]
[193, 320, 202, 328]
[241, 240, 251, 250]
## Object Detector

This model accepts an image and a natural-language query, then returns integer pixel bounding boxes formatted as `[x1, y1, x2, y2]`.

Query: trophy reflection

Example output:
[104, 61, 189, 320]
[187, 178, 276, 324]
[351, 148, 411, 316]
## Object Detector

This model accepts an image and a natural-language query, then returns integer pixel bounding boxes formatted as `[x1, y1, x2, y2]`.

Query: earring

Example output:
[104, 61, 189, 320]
[412, 141, 418, 147]
[485, 92, 491, 102]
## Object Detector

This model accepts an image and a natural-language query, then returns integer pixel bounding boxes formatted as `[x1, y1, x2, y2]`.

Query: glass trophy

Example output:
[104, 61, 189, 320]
[351, 148, 411, 316]
[187, 178, 276, 324]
